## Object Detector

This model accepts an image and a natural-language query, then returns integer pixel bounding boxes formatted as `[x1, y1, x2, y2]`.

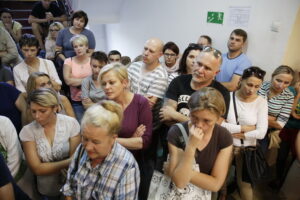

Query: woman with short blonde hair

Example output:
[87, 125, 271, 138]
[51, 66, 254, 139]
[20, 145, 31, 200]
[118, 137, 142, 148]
[20, 88, 81, 199]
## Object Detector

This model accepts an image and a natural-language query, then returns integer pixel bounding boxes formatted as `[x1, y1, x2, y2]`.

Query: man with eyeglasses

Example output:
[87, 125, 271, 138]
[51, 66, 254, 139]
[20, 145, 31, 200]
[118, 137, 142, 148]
[160, 47, 230, 124]
[216, 29, 252, 91]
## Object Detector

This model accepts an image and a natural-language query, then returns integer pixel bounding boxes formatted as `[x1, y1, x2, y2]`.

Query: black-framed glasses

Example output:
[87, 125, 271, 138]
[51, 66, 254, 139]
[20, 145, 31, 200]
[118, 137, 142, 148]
[50, 29, 59, 32]
[202, 46, 222, 59]
[164, 53, 176, 57]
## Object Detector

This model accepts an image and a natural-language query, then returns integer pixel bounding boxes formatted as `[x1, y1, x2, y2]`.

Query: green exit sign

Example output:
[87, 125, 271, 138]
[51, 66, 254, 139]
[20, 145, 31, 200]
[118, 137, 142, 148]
[207, 11, 224, 24]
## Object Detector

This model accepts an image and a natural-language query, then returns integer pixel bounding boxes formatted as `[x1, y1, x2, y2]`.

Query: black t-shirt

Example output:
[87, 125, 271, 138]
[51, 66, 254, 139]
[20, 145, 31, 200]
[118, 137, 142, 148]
[31, 1, 64, 26]
[0, 154, 30, 200]
[167, 122, 233, 174]
[165, 74, 230, 118]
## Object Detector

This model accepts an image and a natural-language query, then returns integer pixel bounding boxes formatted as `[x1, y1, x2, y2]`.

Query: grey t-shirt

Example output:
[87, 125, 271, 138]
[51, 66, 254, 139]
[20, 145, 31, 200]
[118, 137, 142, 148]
[81, 76, 106, 103]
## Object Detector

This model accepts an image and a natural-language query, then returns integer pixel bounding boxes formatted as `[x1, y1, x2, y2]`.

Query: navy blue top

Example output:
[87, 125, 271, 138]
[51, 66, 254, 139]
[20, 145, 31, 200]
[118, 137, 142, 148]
[0, 82, 22, 133]
[0, 154, 30, 199]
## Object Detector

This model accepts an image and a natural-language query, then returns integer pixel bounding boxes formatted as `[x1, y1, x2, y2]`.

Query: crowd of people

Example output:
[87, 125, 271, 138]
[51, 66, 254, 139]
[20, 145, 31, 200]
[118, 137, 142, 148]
[0, 0, 299, 200]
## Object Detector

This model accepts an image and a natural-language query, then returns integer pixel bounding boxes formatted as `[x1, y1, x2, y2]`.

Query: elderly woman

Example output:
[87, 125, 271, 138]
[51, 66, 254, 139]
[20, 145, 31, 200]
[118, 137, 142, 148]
[166, 87, 233, 198]
[99, 63, 152, 199]
[61, 101, 140, 199]
[16, 72, 75, 126]
[13, 35, 61, 92]
[81, 51, 108, 109]
[63, 34, 92, 121]
[221, 67, 268, 200]
[20, 88, 81, 199]
[45, 22, 64, 60]
[258, 65, 295, 153]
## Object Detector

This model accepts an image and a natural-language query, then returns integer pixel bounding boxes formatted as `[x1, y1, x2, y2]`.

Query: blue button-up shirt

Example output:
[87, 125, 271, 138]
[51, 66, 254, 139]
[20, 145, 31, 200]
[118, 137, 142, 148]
[61, 142, 140, 200]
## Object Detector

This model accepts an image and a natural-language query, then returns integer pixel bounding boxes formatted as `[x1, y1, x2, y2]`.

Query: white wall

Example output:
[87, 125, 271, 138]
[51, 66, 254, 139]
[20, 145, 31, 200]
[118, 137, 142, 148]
[103, 0, 300, 80]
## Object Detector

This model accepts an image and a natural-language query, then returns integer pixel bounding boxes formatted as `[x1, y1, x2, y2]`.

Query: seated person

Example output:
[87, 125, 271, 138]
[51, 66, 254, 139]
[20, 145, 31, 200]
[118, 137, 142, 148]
[162, 41, 180, 78]
[0, 58, 14, 85]
[0, 27, 22, 67]
[0, 8, 22, 43]
[0, 154, 30, 200]
[20, 88, 80, 199]
[166, 88, 233, 198]
[16, 72, 75, 126]
[28, 0, 67, 50]
[61, 101, 140, 199]
[197, 35, 212, 47]
[99, 63, 152, 199]
[81, 51, 108, 109]
[13, 35, 61, 92]
[108, 50, 121, 63]
[121, 56, 131, 67]
[45, 22, 64, 60]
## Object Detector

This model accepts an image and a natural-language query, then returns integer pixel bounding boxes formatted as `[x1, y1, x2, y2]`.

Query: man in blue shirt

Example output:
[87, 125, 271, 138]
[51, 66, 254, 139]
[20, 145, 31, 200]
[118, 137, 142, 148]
[216, 29, 252, 91]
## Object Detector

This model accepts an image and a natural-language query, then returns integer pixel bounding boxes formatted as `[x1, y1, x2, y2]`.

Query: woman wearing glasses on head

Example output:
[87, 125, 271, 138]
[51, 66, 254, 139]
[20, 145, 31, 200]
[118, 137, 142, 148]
[221, 67, 268, 200]
[168, 43, 202, 84]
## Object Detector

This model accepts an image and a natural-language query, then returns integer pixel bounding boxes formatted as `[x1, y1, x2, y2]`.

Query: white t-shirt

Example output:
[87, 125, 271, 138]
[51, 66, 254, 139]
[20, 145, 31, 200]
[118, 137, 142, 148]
[13, 58, 62, 92]
[221, 92, 268, 147]
[19, 114, 80, 162]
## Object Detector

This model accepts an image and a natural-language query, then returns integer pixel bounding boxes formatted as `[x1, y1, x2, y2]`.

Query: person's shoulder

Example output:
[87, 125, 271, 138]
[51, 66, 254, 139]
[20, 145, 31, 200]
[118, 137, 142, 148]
[32, 1, 42, 8]
[115, 143, 138, 165]
[214, 124, 232, 141]
[57, 113, 76, 122]
[173, 74, 192, 83]
[13, 61, 25, 71]
[0, 115, 11, 124]
[211, 80, 229, 93]
[134, 93, 148, 103]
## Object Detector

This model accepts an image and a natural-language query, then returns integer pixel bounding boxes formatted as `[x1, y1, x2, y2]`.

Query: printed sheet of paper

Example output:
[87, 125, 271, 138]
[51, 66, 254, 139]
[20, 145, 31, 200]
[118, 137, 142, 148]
[228, 6, 251, 27]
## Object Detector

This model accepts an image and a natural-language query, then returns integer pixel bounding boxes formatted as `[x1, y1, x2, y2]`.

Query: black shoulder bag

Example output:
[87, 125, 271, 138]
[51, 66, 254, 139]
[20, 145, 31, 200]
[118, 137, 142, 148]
[232, 92, 268, 185]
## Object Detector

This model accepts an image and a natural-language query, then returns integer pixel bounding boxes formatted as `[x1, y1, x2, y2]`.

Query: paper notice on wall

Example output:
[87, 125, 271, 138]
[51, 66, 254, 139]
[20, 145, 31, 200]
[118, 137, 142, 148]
[228, 6, 251, 27]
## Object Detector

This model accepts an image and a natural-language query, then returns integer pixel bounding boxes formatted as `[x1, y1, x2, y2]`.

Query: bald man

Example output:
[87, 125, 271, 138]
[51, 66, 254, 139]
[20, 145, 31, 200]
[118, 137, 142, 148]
[127, 38, 168, 199]
[160, 47, 230, 124]
[128, 38, 168, 110]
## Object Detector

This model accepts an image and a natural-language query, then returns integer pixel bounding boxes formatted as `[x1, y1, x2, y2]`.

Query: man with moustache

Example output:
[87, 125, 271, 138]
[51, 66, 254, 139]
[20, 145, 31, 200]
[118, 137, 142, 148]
[160, 47, 230, 124]
[216, 29, 252, 91]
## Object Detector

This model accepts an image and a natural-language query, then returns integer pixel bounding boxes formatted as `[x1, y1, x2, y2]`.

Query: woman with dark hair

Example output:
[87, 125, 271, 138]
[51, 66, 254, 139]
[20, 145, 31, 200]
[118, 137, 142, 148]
[221, 66, 268, 200]
[13, 35, 61, 92]
[0, 8, 22, 43]
[168, 43, 202, 83]
[81, 51, 108, 109]
[56, 10, 95, 61]
[162, 41, 180, 80]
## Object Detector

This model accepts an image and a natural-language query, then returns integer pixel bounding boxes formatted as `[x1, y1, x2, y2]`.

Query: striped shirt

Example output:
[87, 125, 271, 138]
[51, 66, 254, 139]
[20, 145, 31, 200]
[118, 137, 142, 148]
[258, 81, 294, 128]
[61, 142, 140, 200]
[127, 61, 168, 98]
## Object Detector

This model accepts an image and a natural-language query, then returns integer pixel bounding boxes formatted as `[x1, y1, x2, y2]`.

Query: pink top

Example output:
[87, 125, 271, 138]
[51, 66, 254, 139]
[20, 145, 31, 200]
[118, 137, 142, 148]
[64, 57, 92, 101]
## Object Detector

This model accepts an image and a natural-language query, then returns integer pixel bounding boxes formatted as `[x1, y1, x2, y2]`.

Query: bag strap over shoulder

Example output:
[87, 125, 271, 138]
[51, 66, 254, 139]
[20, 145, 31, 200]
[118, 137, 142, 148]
[175, 123, 188, 145]
[232, 92, 245, 145]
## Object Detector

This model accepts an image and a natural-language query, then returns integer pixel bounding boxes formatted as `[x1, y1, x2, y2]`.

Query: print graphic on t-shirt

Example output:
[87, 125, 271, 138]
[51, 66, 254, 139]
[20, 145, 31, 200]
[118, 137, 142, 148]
[177, 95, 191, 116]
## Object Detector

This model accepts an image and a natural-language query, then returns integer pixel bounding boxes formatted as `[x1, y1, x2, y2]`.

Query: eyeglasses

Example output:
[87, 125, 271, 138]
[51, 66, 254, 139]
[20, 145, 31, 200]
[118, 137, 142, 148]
[202, 46, 222, 59]
[50, 29, 59, 32]
[243, 67, 266, 80]
[164, 53, 177, 57]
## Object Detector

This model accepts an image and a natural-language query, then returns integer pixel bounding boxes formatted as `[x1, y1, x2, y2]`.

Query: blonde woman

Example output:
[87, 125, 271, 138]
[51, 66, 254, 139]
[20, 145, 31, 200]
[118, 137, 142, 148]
[166, 87, 233, 198]
[99, 63, 153, 199]
[45, 22, 64, 60]
[16, 72, 75, 126]
[63, 34, 92, 121]
[20, 88, 81, 199]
